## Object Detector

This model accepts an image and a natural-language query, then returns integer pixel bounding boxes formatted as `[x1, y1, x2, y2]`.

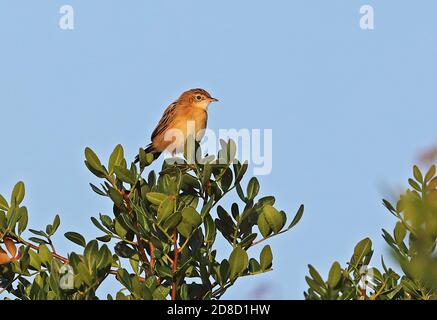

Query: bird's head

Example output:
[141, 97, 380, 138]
[179, 88, 219, 110]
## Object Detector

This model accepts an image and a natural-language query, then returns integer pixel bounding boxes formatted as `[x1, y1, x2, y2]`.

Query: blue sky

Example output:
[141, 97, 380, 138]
[0, 1, 436, 299]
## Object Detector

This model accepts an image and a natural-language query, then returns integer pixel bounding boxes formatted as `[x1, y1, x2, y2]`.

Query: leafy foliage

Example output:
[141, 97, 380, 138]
[0, 140, 303, 300]
[304, 165, 437, 300]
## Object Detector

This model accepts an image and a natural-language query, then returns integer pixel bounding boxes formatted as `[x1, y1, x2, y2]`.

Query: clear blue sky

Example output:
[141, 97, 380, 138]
[1, 1, 436, 299]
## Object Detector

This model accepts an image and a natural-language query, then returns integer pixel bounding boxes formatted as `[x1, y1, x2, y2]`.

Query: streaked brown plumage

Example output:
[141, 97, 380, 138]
[135, 88, 218, 162]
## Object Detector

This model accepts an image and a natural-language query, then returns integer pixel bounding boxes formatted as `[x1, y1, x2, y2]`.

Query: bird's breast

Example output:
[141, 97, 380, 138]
[175, 108, 207, 137]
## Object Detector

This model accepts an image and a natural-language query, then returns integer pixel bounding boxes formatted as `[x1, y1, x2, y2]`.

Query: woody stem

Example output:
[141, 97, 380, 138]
[171, 231, 180, 300]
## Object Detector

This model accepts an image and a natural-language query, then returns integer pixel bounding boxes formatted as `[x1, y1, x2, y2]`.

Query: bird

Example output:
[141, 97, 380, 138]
[135, 88, 218, 162]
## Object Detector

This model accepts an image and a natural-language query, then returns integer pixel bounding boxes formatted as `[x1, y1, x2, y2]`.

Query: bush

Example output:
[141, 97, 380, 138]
[304, 165, 437, 300]
[2, 139, 435, 301]
[0, 140, 304, 300]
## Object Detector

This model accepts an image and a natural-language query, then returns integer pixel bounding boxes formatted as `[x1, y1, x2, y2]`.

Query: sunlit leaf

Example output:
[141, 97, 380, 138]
[65, 232, 86, 247]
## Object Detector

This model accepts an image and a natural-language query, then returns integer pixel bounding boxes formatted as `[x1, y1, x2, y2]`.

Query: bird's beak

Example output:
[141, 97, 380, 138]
[210, 97, 219, 102]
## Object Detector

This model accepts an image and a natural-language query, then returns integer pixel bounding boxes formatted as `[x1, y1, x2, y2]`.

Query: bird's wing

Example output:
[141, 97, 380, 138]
[151, 102, 178, 140]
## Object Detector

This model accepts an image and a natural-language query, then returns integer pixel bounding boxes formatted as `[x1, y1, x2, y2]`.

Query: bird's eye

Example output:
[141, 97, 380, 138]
[195, 95, 202, 101]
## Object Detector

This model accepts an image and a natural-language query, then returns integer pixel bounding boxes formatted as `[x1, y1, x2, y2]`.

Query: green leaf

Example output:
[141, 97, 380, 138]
[279, 211, 287, 230]
[327, 261, 342, 288]
[91, 216, 110, 234]
[228, 139, 237, 162]
[425, 165, 436, 183]
[114, 166, 136, 185]
[38, 244, 52, 265]
[0, 194, 8, 211]
[256, 196, 276, 210]
[219, 168, 233, 192]
[382, 199, 396, 215]
[306, 276, 326, 296]
[53, 214, 61, 233]
[96, 245, 112, 270]
[181, 207, 202, 228]
[231, 203, 240, 221]
[116, 269, 132, 291]
[202, 163, 212, 188]
[153, 286, 170, 300]
[204, 214, 216, 244]
[428, 177, 437, 190]
[99, 214, 114, 230]
[28, 237, 49, 245]
[382, 228, 396, 247]
[7, 208, 19, 230]
[177, 207, 202, 238]
[146, 192, 167, 206]
[394, 222, 407, 244]
[28, 250, 42, 270]
[11, 181, 25, 206]
[115, 242, 136, 258]
[65, 232, 86, 247]
[408, 179, 421, 192]
[200, 197, 214, 218]
[247, 177, 260, 201]
[308, 264, 325, 285]
[47, 214, 60, 236]
[235, 183, 246, 202]
[263, 205, 283, 233]
[260, 245, 273, 271]
[17, 207, 28, 235]
[85, 161, 106, 178]
[0, 212, 6, 229]
[229, 246, 248, 281]
[182, 174, 201, 190]
[97, 234, 112, 242]
[288, 205, 304, 229]
[139, 149, 155, 169]
[114, 215, 129, 238]
[84, 240, 98, 270]
[234, 161, 248, 184]
[386, 285, 403, 300]
[220, 139, 237, 163]
[108, 144, 124, 174]
[219, 260, 230, 286]
[352, 238, 372, 266]
[156, 264, 173, 279]
[77, 262, 93, 286]
[177, 222, 192, 239]
[239, 233, 257, 248]
[413, 165, 423, 183]
[249, 258, 261, 274]
[108, 187, 124, 207]
[144, 276, 158, 292]
[129, 255, 140, 275]
[157, 197, 175, 222]
[29, 229, 48, 238]
[162, 211, 182, 231]
[161, 174, 180, 196]
[257, 212, 271, 238]
[85, 147, 105, 175]
[90, 183, 107, 196]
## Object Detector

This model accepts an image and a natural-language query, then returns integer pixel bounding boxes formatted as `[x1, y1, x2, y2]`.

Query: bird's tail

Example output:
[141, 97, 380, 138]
[134, 143, 162, 163]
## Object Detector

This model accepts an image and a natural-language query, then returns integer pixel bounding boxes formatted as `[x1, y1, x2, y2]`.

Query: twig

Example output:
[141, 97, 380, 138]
[13, 235, 69, 264]
[171, 231, 180, 300]
[120, 188, 152, 276]
[48, 238, 57, 254]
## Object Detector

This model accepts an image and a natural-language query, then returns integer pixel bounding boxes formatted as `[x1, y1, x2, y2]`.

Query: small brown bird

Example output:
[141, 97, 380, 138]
[135, 88, 218, 162]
